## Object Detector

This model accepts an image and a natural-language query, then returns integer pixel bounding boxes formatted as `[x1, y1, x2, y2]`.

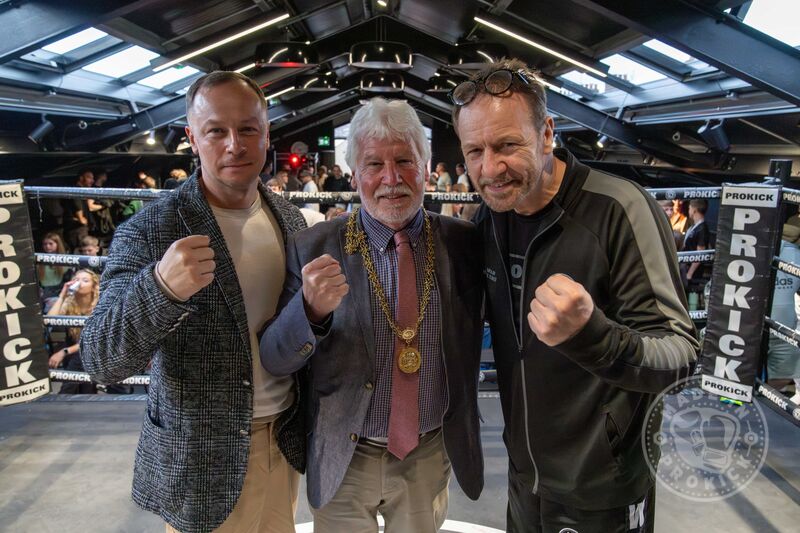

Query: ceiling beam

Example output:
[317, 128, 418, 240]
[0, 0, 161, 65]
[546, 90, 715, 168]
[62, 95, 185, 150]
[573, 0, 800, 106]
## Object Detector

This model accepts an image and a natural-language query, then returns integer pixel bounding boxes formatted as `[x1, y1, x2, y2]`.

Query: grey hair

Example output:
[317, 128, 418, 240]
[345, 97, 431, 171]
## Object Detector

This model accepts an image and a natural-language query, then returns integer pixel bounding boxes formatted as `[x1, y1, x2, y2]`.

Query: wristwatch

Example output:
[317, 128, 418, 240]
[62, 348, 69, 357]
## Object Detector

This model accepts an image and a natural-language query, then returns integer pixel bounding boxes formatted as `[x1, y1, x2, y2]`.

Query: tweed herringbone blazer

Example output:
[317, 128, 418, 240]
[81, 173, 307, 533]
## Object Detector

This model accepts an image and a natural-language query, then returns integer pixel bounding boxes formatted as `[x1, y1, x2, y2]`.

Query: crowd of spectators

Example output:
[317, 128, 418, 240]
[34, 168, 187, 393]
[658, 199, 714, 308]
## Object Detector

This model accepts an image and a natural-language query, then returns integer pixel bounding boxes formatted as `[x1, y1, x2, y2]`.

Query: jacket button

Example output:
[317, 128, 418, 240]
[350, 433, 358, 442]
[364, 381, 373, 390]
[239, 429, 249, 436]
[242, 380, 251, 386]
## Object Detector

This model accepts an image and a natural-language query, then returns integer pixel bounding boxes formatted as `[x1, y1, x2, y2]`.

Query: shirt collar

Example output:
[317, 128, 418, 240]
[360, 208, 425, 252]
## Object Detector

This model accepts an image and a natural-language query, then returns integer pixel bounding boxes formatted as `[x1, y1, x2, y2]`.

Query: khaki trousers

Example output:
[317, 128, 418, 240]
[166, 419, 299, 533]
[312, 430, 451, 533]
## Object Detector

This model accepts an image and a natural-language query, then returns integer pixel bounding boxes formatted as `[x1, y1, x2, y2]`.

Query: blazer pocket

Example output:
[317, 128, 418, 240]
[141, 412, 193, 513]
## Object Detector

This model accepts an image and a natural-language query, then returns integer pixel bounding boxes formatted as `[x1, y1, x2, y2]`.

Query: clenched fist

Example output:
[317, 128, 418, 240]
[156, 235, 216, 301]
[302, 254, 349, 323]
[527, 274, 594, 346]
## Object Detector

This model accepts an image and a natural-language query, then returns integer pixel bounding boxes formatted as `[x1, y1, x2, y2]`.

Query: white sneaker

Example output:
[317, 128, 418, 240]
[790, 392, 800, 406]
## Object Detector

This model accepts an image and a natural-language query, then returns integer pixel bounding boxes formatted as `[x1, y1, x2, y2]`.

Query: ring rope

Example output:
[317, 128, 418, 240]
[24, 185, 748, 205]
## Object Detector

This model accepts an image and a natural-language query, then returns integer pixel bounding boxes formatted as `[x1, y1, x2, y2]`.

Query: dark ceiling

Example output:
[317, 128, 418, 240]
[0, 0, 798, 182]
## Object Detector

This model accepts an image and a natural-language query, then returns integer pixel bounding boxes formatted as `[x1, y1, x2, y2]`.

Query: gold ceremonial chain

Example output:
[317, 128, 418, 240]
[345, 208, 435, 373]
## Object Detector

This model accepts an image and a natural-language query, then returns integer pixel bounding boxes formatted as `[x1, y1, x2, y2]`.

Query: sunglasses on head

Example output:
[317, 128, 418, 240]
[448, 68, 535, 106]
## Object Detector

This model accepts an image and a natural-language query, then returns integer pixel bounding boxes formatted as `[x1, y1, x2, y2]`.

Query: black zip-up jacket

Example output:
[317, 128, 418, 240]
[476, 149, 699, 510]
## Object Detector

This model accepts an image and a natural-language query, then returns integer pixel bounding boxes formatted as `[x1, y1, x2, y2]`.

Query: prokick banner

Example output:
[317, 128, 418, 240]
[701, 185, 781, 402]
[0, 180, 50, 405]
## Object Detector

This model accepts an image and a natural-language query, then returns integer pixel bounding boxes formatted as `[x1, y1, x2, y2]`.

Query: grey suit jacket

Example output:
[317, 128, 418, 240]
[80, 173, 307, 533]
[261, 211, 484, 509]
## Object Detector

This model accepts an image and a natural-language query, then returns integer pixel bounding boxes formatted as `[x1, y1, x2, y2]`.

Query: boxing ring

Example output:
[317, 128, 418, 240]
[1, 181, 799, 531]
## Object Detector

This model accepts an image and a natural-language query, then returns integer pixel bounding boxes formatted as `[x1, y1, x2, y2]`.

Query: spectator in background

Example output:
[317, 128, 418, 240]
[424, 174, 442, 214]
[85, 170, 116, 248]
[268, 178, 324, 227]
[38, 232, 73, 311]
[456, 163, 469, 188]
[137, 170, 159, 189]
[164, 168, 189, 190]
[317, 165, 329, 190]
[300, 169, 320, 212]
[113, 178, 146, 224]
[79, 235, 101, 257]
[451, 183, 479, 221]
[323, 164, 349, 192]
[47, 269, 101, 394]
[94, 170, 109, 187]
[671, 199, 691, 242]
[275, 169, 290, 191]
[659, 200, 684, 249]
[768, 215, 800, 404]
[658, 200, 673, 220]
[681, 199, 711, 292]
[281, 164, 302, 192]
[435, 162, 452, 192]
[141, 175, 157, 189]
[62, 170, 94, 250]
[260, 161, 274, 184]
[265, 178, 284, 194]
[323, 164, 351, 211]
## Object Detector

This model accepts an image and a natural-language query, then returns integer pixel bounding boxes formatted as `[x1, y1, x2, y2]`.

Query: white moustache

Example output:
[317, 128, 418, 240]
[376, 185, 413, 198]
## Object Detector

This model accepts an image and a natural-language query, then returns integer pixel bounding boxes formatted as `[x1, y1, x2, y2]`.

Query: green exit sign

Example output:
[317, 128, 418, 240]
[318, 135, 331, 147]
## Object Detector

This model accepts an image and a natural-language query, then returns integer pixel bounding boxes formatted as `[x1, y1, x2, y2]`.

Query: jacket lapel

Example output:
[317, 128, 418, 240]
[337, 221, 377, 362]
[430, 214, 453, 332]
[176, 175, 251, 352]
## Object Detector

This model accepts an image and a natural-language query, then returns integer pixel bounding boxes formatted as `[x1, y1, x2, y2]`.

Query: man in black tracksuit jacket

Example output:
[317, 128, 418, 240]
[453, 59, 699, 533]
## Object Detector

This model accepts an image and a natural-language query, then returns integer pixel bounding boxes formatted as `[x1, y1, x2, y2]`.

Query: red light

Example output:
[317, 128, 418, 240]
[289, 154, 300, 168]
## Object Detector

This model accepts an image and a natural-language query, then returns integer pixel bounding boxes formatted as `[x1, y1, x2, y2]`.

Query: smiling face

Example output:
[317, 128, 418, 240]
[185, 80, 268, 208]
[353, 137, 427, 229]
[456, 92, 556, 215]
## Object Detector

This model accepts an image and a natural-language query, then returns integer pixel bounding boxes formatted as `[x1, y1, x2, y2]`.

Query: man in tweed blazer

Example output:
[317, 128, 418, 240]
[81, 72, 306, 533]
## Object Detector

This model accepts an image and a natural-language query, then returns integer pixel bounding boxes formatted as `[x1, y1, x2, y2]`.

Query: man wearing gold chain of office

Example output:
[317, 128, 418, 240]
[261, 97, 484, 532]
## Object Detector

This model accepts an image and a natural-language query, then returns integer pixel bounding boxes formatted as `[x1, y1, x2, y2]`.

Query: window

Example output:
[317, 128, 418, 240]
[641, 39, 711, 70]
[743, 0, 800, 46]
[559, 70, 606, 94]
[601, 54, 666, 85]
[137, 66, 200, 89]
[82, 46, 159, 78]
[42, 28, 108, 55]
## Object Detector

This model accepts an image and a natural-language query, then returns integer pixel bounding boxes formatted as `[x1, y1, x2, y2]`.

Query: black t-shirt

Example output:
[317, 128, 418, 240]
[508, 205, 553, 334]
[61, 198, 87, 230]
[681, 220, 711, 283]
[323, 175, 350, 193]
[681, 220, 710, 252]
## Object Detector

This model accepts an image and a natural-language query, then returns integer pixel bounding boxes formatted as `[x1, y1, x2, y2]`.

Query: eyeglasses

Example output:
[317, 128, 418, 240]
[448, 69, 533, 106]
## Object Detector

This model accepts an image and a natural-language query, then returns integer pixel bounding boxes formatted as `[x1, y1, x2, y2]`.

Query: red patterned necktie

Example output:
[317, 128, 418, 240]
[387, 229, 420, 460]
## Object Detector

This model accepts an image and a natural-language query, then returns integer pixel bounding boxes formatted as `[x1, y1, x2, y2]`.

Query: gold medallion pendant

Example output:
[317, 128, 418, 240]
[398, 346, 421, 374]
[400, 328, 415, 342]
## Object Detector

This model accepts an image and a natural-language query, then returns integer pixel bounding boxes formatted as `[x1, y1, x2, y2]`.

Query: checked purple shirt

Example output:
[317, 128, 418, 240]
[359, 208, 447, 438]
